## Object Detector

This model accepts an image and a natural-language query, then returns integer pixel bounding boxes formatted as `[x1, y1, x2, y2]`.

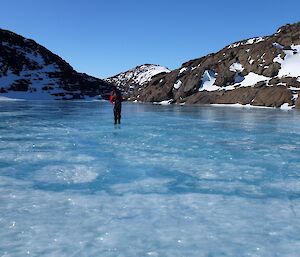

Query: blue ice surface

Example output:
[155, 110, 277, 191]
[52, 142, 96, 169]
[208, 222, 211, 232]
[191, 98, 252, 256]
[0, 100, 300, 257]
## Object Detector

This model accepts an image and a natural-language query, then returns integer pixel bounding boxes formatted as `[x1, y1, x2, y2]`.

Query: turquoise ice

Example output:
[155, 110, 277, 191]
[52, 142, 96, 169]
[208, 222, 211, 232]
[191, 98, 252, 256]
[0, 101, 300, 256]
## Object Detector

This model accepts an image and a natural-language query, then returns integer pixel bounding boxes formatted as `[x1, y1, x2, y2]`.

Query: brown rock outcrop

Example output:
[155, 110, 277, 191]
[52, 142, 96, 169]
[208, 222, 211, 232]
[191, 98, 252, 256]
[125, 22, 300, 108]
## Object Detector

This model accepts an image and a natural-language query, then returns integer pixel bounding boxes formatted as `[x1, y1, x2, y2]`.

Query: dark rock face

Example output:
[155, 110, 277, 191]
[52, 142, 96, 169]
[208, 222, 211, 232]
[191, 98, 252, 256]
[9, 79, 31, 91]
[0, 29, 113, 99]
[124, 22, 300, 109]
[295, 95, 300, 108]
[184, 86, 293, 108]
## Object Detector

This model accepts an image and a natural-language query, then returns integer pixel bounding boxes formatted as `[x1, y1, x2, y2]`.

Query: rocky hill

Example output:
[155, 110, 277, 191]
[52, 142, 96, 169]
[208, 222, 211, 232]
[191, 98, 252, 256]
[127, 22, 300, 109]
[106, 64, 170, 97]
[0, 29, 113, 100]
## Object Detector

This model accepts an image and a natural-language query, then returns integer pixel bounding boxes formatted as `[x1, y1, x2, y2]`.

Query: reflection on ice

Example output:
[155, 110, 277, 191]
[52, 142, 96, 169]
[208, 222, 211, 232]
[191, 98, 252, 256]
[0, 101, 300, 256]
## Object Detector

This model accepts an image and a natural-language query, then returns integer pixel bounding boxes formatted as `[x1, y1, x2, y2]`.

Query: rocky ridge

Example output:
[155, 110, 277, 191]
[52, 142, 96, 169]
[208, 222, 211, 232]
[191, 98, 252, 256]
[0, 29, 113, 100]
[106, 64, 170, 97]
[126, 22, 300, 109]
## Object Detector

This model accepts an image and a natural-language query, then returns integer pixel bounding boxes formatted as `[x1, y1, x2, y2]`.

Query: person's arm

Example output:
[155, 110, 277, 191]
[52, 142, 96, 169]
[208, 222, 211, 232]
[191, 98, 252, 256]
[109, 95, 114, 104]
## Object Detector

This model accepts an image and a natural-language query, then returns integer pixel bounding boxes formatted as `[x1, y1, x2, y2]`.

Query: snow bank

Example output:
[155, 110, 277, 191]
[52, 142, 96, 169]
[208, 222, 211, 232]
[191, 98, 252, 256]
[280, 103, 293, 110]
[153, 99, 173, 105]
[0, 96, 24, 101]
[211, 103, 274, 109]
[211, 103, 295, 110]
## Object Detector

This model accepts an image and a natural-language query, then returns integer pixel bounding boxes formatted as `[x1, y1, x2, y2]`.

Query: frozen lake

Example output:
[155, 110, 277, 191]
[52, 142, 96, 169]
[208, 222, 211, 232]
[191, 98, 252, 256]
[0, 101, 300, 257]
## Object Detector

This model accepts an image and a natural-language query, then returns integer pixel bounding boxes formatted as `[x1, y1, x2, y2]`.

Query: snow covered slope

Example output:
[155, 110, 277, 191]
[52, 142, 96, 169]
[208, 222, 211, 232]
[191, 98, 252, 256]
[106, 64, 170, 96]
[128, 22, 300, 109]
[0, 29, 113, 100]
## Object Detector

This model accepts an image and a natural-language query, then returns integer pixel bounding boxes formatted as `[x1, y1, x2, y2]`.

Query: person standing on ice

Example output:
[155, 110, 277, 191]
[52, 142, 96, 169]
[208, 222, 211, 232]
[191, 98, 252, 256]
[109, 89, 122, 124]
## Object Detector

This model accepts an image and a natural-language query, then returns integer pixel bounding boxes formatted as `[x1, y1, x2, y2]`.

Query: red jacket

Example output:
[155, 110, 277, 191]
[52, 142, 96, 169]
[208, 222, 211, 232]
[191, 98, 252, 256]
[110, 93, 122, 104]
[109, 95, 114, 103]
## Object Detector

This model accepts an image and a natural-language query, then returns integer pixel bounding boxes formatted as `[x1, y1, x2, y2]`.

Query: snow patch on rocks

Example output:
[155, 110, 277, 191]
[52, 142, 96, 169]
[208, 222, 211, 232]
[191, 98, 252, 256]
[280, 103, 293, 110]
[174, 80, 182, 89]
[230, 62, 244, 72]
[228, 37, 266, 49]
[179, 67, 187, 74]
[233, 72, 269, 88]
[246, 37, 265, 44]
[273, 42, 284, 50]
[199, 70, 219, 92]
[274, 45, 300, 78]
[107, 64, 170, 89]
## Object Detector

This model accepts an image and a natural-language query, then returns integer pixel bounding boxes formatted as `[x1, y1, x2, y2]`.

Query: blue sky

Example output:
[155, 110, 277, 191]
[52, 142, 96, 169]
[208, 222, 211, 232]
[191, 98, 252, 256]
[1, 0, 300, 78]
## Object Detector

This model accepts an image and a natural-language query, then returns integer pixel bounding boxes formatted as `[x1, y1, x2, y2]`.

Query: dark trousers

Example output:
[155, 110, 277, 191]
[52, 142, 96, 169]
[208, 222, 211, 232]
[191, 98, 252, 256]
[114, 104, 121, 124]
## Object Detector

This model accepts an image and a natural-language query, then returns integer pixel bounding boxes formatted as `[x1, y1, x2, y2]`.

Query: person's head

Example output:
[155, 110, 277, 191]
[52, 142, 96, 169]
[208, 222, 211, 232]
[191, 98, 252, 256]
[112, 88, 121, 97]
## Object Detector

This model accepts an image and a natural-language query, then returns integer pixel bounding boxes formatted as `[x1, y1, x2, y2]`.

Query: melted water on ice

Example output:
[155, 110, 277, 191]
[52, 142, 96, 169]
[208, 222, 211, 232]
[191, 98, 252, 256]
[1, 101, 300, 256]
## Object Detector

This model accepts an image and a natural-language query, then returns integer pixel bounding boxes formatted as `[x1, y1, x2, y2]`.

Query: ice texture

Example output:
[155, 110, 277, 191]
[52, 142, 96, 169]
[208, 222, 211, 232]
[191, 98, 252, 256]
[1, 101, 300, 257]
